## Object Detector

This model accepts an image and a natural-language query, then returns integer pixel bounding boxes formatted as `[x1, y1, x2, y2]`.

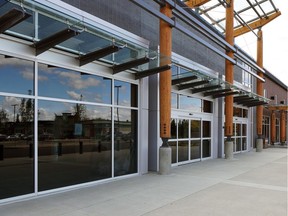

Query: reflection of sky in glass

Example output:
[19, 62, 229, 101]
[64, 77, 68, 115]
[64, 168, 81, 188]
[0, 55, 34, 95]
[171, 93, 177, 109]
[38, 63, 111, 104]
[114, 80, 137, 107]
[38, 100, 111, 121]
[179, 95, 201, 112]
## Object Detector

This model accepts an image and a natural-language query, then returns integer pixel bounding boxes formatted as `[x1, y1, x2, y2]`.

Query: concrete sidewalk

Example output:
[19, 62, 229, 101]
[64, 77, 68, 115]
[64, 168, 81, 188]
[0, 148, 287, 216]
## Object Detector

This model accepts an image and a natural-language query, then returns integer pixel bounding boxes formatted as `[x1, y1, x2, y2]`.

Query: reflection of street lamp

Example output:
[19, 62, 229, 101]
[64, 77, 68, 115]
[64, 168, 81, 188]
[115, 85, 122, 125]
[115, 85, 121, 151]
[11, 104, 17, 122]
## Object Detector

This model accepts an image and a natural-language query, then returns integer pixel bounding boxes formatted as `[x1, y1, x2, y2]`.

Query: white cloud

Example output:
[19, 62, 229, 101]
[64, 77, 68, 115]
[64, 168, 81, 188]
[21, 69, 34, 80]
[67, 91, 82, 100]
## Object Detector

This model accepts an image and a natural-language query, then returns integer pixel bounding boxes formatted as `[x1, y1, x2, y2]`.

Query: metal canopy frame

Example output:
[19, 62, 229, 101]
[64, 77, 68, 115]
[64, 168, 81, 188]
[32, 28, 80, 56]
[112, 56, 151, 74]
[188, 0, 280, 36]
[0, 8, 31, 34]
[78, 45, 122, 66]
[135, 64, 171, 79]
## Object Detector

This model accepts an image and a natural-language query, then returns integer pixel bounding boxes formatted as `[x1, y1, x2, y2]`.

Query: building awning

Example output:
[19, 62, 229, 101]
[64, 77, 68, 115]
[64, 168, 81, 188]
[0, 0, 170, 78]
[172, 69, 270, 107]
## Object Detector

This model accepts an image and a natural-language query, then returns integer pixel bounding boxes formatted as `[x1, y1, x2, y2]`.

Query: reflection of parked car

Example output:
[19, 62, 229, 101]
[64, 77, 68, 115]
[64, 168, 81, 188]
[7, 133, 25, 141]
[39, 133, 54, 141]
[24, 134, 33, 141]
[0, 134, 7, 141]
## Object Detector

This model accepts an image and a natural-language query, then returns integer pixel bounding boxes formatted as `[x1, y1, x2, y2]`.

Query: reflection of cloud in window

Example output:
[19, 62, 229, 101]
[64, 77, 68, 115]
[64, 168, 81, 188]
[38, 107, 55, 121]
[67, 91, 82, 100]
[0, 56, 32, 68]
[86, 108, 111, 120]
[20, 69, 34, 80]
[1, 97, 22, 121]
[59, 71, 101, 89]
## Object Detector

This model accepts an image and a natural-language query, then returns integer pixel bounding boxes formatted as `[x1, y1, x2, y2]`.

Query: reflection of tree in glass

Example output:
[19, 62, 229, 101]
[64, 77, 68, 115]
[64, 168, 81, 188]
[0, 108, 9, 125]
[73, 103, 87, 121]
[19, 90, 34, 122]
[19, 98, 33, 122]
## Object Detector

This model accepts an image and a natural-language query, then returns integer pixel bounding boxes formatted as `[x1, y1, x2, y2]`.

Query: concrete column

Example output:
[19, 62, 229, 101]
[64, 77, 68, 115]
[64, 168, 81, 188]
[256, 29, 264, 151]
[224, 141, 233, 160]
[224, 0, 234, 159]
[159, 3, 172, 174]
[159, 143, 171, 175]
[256, 138, 263, 152]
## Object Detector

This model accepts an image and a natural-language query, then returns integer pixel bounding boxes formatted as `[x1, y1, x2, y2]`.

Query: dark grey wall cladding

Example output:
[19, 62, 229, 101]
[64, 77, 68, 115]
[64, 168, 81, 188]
[63, 0, 239, 76]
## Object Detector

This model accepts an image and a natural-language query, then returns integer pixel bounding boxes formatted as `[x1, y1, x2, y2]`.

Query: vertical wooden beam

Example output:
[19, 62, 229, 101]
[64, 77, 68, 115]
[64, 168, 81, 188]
[224, 0, 234, 138]
[256, 29, 264, 138]
[160, 3, 172, 142]
[280, 111, 286, 144]
[271, 111, 276, 144]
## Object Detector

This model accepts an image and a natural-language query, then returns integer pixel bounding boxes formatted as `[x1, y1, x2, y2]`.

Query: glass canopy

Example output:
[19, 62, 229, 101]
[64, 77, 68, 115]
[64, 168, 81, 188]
[0, 0, 171, 76]
[172, 69, 270, 107]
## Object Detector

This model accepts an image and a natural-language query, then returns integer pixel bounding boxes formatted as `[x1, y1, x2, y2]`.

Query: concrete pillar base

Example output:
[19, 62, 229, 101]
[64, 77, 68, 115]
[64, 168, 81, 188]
[224, 141, 233, 160]
[256, 139, 263, 152]
[159, 146, 171, 175]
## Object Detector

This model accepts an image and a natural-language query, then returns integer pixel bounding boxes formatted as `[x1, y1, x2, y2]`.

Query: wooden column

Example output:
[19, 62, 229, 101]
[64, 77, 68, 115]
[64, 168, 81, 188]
[280, 111, 286, 144]
[256, 29, 264, 138]
[159, 3, 172, 145]
[271, 111, 276, 144]
[224, 0, 234, 139]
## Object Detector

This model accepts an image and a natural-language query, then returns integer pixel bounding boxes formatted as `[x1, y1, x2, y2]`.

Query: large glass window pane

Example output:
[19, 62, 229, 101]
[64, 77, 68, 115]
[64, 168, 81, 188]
[233, 107, 242, 117]
[171, 119, 177, 139]
[236, 138, 241, 151]
[38, 63, 112, 104]
[38, 100, 112, 191]
[202, 121, 211, 138]
[171, 93, 177, 109]
[203, 100, 213, 113]
[202, 139, 211, 158]
[178, 119, 188, 139]
[243, 109, 248, 118]
[0, 55, 34, 95]
[171, 65, 178, 76]
[242, 124, 247, 136]
[190, 140, 200, 160]
[234, 123, 241, 136]
[169, 141, 177, 164]
[114, 109, 137, 177]
[179, 95, 201, 112]
[0, 96, 34, 199]
[242, 138, 247, 151]
[178, 141, 188, 162]
[114, 80, 138, 108]
[191, 120, 201, 138]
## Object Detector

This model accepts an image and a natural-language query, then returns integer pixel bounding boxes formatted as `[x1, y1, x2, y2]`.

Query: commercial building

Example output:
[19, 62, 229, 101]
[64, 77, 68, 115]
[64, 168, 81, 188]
[0, 0, 287, 203]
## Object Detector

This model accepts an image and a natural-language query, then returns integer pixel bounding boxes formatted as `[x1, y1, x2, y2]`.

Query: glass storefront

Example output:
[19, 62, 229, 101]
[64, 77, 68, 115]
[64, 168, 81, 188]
[170, 117, 212, 165]
[0, 55, 139, 199]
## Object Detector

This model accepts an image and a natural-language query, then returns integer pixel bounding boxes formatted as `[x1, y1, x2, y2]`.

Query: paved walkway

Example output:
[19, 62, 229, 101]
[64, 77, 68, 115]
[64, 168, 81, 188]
[0, 147, 287, 216]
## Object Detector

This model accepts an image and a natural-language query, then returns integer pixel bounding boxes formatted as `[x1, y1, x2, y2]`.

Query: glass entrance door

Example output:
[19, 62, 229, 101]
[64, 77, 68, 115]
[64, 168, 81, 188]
[170, 116, 212, 165]
[232, 121, 248, 153]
